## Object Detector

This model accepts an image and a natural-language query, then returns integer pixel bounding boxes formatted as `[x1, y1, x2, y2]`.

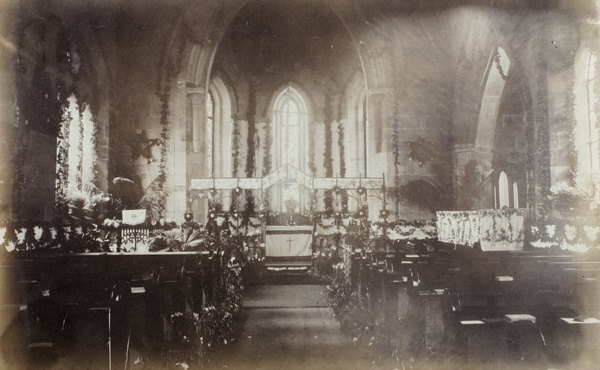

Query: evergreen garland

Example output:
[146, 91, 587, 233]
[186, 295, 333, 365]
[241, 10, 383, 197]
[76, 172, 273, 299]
[232, 120, 240, 177]
[324, 95, 333, 177]
[263, 119, 272, 175]
[392, 104, 401, 214]
[324, 95, 333, 210]
[494, 51, 508, 81]
[534, 73, 552, 219]
[246, 88, 256, 177]
[518, 87, 535, 217]
[75, 102, 85, 191]
[337, 108, 348, 212]
[151, 34, 186, 217]
[90, 114, 100, 185]
[158, 84, 171, 196]
[55, 104, 71, 218]
[338, 120, 346, 177]
[245, 88, 256, 212]
[308, 121, 316, 175]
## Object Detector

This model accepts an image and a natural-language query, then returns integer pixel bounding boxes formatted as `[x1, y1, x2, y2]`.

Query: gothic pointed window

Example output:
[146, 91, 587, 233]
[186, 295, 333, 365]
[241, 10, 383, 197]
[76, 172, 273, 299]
[498, 171, 509, 209]
[273, 86, 308, 170]
[270, 85, 310, 213]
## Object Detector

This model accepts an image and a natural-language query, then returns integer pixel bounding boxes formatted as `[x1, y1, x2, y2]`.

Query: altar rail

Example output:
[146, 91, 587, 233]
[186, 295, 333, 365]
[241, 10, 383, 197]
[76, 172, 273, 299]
[339, 241, 600, 366]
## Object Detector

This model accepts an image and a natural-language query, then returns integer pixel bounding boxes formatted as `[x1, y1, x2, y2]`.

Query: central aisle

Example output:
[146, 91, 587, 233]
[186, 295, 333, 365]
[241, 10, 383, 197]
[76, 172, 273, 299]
[209, 285, 375, 370]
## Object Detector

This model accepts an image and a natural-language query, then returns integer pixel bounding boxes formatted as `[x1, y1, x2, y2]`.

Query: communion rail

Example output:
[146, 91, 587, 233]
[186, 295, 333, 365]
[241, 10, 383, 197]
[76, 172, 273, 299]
[343, 244, 600, 366]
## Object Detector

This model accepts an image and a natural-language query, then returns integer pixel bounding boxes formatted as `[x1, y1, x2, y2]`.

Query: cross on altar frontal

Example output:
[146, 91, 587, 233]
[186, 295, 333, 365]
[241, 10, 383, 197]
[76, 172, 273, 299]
[286, 237, 295, 252]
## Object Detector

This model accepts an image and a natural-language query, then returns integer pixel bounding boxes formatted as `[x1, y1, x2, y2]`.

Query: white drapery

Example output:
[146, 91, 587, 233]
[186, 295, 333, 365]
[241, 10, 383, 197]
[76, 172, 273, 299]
[265, 226, 313, 257]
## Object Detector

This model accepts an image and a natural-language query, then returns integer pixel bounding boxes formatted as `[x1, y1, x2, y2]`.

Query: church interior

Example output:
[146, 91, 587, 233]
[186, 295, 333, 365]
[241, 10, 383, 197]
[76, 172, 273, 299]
[1, 0, 600, 368]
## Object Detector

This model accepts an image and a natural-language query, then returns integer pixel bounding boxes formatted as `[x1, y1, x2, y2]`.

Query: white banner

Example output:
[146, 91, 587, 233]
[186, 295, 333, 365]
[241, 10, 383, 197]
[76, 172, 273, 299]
[122, 209, 146, 225]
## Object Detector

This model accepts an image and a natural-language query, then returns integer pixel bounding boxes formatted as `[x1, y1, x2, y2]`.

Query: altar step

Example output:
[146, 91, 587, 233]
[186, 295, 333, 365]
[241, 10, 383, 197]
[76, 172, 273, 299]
[262, 257, 319, 285]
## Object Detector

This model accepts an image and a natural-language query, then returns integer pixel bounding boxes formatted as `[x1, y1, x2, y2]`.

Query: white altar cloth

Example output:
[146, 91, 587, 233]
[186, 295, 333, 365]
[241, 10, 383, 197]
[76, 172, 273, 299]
[265, 226, 313, 257]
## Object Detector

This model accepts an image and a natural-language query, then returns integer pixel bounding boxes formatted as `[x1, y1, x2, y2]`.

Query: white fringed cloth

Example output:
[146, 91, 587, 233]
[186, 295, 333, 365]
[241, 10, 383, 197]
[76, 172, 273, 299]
[436, 209, 526, 251]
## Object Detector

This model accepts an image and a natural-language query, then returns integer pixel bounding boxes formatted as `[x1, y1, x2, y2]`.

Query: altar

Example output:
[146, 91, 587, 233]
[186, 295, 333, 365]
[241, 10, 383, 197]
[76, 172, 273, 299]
[265, 225, 314, 257]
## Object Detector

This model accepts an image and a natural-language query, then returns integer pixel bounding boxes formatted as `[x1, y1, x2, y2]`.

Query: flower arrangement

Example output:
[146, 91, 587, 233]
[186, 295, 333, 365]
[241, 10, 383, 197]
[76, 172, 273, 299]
[161, 250, 243, 368]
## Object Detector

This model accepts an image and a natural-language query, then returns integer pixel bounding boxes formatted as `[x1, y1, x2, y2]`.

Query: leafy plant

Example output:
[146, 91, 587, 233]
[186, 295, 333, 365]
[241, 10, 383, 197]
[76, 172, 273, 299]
[455, 159, 484, 210]
[138, 174, 168, 222]
[550, 182, 598, 216]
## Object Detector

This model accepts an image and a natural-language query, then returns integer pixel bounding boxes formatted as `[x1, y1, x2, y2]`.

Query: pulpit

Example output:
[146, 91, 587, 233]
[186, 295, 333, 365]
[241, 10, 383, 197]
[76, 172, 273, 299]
[265, 226, 313, 257]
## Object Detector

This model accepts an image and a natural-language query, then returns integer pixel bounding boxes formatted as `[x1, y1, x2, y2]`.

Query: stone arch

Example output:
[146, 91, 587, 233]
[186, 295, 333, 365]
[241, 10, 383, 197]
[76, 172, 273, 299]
[475, 47, 511, 151]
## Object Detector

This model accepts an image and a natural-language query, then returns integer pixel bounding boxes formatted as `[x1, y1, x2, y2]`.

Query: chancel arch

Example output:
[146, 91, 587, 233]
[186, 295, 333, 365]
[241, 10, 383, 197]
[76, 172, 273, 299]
[475, 47, 511, 151]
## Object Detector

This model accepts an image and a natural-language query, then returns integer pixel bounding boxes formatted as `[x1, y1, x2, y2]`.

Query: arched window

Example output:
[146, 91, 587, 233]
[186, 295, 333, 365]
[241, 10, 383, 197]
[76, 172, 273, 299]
[498, 171, 509, 208]
[208, 77, 233, 178]
[269, 85, 310, 213]
[272, 86, 308, 170]
[56, 94, 95, 197]
[513, 182, 519, 208]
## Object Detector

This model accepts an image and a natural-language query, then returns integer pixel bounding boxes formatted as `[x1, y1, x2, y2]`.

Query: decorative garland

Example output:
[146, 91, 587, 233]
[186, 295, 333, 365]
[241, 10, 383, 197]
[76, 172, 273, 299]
[152, 34, 186, 217]
[245, 89, 257, 213]
[308, 121, 316, 175]
[55, 104, 72, 218]
[263, 119, 272, 175]
[246, 89, 256, 177]
[323, 96, 334, 211]
[392, 104, 401, 214]
[564, 91, 577, 184]
[324, 95, 333, 177]
[521, 90, 536, 216]
[157, 85, 171, 197]
[494, 51, 508, 81]
[534, 71, 552, 219]
[232, 120, 240, 177]
[90, 113, 100, 185]
[75, 101, 85, 191]
[407, 136, 435, 166]
[337, 120, 345, 177]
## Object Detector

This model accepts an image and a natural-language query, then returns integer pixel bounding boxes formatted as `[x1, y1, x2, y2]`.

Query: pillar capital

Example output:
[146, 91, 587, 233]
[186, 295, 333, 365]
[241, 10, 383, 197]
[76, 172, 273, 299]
[187, 88, 205, 105]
